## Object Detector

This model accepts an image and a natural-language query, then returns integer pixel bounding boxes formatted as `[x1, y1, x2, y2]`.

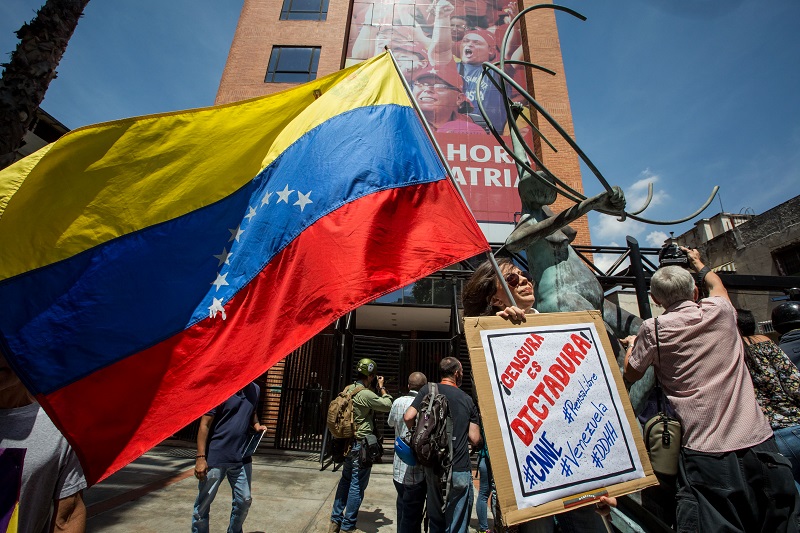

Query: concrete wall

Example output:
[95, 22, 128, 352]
[678, 196, 800, 324]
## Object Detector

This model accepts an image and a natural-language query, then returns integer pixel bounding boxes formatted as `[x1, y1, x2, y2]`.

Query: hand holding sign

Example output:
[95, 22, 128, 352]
[465, 311, 656, 526]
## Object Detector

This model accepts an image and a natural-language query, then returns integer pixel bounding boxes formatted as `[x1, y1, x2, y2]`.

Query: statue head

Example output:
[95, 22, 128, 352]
[519, 170, 558, 207]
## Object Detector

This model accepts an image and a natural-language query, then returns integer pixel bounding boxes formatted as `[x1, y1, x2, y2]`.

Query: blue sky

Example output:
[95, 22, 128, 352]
[2, 0, 798, 256]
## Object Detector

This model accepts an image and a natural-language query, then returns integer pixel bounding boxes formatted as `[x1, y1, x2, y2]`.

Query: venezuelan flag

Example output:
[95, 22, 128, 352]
[0, 53, 489, 483]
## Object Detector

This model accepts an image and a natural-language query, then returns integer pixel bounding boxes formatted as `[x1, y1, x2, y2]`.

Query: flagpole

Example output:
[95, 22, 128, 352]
[385, 48, 517, 308]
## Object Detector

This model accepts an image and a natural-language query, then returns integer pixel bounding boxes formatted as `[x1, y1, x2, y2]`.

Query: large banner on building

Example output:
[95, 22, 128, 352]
[465, 312, 657, 525]
[346, 0, 531, 223]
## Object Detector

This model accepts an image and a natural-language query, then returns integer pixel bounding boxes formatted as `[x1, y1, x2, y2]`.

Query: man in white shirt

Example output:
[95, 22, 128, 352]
[0, 352, 87, 533]
[388, 372, 427, 533]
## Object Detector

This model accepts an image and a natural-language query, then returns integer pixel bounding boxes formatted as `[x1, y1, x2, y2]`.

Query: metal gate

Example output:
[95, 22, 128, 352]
[273, 333, 337, 452]
[172, 331, 472, 454]
[270, 332, 471, 453]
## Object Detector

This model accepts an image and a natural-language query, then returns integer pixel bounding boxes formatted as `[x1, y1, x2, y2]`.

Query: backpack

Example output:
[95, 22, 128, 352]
[410, 383, 453, 471]
[326, 384, 365, 439]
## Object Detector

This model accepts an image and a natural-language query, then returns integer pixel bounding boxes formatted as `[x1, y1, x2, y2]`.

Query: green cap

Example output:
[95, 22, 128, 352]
[356, 358, 376, 376]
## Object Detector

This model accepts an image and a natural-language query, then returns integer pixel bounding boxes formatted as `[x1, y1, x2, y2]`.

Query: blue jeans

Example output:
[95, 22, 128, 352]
[331, 442, 372, 531]
[191, 463, 252, 533]
[774, 425, 800, 494]
[394, 479, 426, 533]
[425, 468, 473, 533]
[476, 458, 494, 531]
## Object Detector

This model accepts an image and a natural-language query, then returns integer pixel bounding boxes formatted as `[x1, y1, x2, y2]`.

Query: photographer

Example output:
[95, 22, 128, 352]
[329, 359, 393, 533]
[622, 247, 800, 531]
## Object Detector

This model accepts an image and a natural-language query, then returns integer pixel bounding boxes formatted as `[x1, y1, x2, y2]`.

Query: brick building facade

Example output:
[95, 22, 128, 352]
[215, 0, 591, 244]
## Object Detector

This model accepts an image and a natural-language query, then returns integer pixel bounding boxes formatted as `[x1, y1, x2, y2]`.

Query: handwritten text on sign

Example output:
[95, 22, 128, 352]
[481, 322, 644, 508]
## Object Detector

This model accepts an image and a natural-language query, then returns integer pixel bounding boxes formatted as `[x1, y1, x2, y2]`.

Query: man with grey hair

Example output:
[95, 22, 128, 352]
[388, 371, 428, 533]
[404, 357, 481, 533]
[623, 247, 800, 531]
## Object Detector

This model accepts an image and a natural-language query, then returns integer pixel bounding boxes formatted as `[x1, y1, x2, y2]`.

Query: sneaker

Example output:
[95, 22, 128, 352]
[328, 521, 340, 533]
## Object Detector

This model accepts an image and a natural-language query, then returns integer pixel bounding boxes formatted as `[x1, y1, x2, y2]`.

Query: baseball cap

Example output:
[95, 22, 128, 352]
[392, 41, 428, 60]
[413, 63, 463, 91]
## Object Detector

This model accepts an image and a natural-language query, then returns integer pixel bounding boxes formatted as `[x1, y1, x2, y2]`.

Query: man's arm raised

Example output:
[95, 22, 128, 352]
[427, 0, 455, 65]
[683, 247, 728, 301]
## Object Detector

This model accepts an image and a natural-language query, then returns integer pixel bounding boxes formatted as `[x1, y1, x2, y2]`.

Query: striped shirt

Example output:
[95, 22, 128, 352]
[628, 296, 773, 452]
[387, 391, 425, 485]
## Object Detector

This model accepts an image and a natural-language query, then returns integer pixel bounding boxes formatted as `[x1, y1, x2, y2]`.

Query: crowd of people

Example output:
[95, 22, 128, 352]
[5, 243, 800, 533]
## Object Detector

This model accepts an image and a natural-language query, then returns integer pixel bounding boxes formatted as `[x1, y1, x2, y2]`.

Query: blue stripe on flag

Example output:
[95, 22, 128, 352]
[0, 104, 443, 394]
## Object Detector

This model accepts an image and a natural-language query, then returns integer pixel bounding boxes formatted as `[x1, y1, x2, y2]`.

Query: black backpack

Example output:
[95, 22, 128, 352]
[410, 383, 453, 472]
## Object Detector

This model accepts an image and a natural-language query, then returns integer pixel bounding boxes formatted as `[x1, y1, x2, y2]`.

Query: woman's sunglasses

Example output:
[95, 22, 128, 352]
[504, 271, 531, 288]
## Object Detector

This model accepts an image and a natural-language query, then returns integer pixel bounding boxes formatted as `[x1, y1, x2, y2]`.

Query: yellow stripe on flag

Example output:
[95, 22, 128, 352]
[0, 53, 410, 281]
[261, 54, 410, 168]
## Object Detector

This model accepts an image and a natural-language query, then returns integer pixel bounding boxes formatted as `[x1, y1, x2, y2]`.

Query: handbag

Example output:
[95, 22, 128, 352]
[644, 317, 682, 476]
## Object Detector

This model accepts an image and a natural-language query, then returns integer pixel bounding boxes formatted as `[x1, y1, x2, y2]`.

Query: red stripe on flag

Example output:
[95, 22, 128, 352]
[38, 180, 488, 483]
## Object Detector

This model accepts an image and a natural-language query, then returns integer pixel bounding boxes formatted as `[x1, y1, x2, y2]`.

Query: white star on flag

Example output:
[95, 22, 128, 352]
[228, 225, 244, 242]
[208, 297, 227, 320]
[261, 191, 272, 206]
[245, 206, 257, 221]
[213, 247, 231, 267]
[212, 272, 229, 291]
[277, 184, 294, 204]
[294, 191, 313, 212]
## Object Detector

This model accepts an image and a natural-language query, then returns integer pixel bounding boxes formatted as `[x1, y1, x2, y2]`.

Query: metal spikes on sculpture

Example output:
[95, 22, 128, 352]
[473, 4, 719, 413]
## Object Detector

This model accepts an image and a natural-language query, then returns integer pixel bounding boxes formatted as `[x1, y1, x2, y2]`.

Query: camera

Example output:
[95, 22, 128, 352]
[658, 243, 689, 268]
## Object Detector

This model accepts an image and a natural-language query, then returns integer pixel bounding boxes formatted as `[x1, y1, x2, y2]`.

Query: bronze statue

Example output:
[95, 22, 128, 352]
[472, 5, 719, 412]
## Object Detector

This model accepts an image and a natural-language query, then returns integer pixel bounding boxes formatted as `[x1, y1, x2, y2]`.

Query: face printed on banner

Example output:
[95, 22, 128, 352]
[451, 16, 470, 43]
[461, 31, 495, 65]
[413, 78, 464, 115]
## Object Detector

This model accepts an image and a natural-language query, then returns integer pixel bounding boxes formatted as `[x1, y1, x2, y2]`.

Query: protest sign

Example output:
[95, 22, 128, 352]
[465, 311, 657, 525]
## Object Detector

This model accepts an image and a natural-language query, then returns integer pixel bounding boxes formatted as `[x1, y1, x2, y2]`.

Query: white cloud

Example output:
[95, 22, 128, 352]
[589, 169, 676, 246]
[592, 251, 630, 275]
[590, 213, 646, 244]
[626, 169, 669, 214]
[646, 230, 669, 247]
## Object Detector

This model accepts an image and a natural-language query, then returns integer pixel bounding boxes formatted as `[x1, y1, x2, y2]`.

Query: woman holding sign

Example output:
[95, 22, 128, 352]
[462, 258, 536, 321]
[462, 258, 616, 533]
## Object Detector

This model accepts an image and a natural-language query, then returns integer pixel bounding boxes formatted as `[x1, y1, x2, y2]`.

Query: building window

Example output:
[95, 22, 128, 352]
[774, 244, 800, 276]
[265, 46, 321, 83]
[280, 0, 329, 21]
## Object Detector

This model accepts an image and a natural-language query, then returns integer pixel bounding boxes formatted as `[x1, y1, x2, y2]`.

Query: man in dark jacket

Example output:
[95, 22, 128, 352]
[404, 357, 481, 533]
[192, 382, 266, 533]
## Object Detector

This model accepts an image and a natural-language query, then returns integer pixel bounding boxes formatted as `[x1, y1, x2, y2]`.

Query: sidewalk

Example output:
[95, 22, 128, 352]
[82, 445, 645, 532]
[84, 446, 412, 532]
